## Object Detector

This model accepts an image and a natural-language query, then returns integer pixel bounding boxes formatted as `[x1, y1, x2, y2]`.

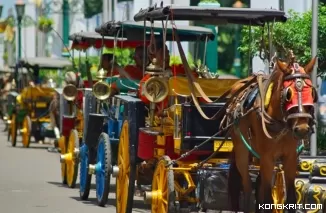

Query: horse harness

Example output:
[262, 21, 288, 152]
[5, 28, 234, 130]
[224, 63, 316, 144]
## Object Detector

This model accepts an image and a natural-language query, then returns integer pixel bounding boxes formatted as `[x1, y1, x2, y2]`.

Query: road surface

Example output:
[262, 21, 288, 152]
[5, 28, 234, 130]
[0, 122, 150, 213]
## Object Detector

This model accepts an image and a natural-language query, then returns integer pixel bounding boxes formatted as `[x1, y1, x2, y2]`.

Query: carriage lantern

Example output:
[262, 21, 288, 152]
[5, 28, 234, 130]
[15, 1, 25, 22]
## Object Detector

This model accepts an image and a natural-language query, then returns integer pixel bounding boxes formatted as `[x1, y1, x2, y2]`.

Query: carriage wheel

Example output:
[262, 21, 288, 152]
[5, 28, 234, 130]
[146, 156, 176, 213]
[10, 114, 17, 147]
[272, 170, 285, 212]
[65, 130, 79, 188]
[116, 121, 136, 213]
[21, 116, 32, 148]
[96, 133, 112, 207]
[58, 136, 67, 184]
[79, 144, 92, 200]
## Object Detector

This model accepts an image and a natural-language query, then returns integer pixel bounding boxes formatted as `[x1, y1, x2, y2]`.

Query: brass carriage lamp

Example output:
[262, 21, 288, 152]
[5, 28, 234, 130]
[0, 5, 3, 18]
[15, 0, 25, 22]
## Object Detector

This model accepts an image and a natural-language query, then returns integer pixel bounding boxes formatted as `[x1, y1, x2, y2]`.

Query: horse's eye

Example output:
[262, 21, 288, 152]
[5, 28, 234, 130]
[285, 87, 293, 102]
[312, 87, 318, 102]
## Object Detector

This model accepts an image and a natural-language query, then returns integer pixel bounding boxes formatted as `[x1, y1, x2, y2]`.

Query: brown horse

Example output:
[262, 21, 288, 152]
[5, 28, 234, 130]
[225, 57, 317, 213]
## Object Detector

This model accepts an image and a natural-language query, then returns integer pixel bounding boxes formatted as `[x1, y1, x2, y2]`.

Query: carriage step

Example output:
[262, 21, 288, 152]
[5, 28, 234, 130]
[139, 127, 164, 136]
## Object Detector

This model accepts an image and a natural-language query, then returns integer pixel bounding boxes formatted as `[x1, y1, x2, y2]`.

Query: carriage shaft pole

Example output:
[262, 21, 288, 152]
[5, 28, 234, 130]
[310, 0, 318, 156]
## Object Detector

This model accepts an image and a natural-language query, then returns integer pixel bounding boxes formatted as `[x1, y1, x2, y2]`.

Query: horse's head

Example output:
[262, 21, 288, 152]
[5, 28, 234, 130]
[271, 57, 318, 138]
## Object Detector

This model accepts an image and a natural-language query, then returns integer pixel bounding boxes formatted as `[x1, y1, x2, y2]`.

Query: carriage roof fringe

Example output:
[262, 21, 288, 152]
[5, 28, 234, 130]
[133, 6, 287, 26]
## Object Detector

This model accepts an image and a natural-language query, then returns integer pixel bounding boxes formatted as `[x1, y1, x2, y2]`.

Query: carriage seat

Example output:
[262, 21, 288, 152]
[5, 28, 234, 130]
[168, 76, 239, 97]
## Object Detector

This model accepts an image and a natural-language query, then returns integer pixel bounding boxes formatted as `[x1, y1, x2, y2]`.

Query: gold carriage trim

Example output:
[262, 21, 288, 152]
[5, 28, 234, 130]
[168, 77, 239, 97]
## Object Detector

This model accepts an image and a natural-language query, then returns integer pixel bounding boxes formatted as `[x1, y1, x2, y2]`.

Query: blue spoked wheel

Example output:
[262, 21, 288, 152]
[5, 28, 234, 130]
[95, 133, 112, 207]
[79, 144, 92, 200]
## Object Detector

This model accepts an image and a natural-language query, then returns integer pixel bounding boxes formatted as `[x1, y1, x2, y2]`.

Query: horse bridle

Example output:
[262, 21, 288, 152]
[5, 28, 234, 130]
[280, 63, 317, 125]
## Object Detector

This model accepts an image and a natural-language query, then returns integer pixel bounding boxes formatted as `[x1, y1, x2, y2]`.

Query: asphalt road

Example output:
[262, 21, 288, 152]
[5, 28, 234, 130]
[0, 122, 150, 213]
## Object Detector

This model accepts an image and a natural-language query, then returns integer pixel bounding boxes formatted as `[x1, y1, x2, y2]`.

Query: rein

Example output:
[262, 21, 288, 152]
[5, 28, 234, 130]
[173, 27, 256, 120]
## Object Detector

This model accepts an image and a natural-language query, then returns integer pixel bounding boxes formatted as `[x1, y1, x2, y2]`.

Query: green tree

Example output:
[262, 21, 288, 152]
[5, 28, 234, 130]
[239, 5, 326, 74]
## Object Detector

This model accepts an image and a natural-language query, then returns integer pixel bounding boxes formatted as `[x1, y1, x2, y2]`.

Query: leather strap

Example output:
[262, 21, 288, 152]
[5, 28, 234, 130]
[173, 28, 213, 103]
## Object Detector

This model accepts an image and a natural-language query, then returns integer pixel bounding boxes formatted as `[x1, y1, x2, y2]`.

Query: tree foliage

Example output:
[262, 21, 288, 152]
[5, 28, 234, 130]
[239, 5, 326, 74]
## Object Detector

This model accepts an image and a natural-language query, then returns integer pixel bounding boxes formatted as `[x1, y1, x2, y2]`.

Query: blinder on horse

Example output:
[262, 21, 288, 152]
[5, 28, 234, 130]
[280, 63, 317, 135]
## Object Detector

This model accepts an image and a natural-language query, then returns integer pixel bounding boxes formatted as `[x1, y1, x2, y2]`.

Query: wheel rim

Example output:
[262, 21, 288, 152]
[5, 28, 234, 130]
[96, 139, 105, 200]
[10, 114, 16, 145]
[116, 121, 130, 213]
[22, 117, 30, 147]
[152, 159, 169, 213]
[59, 136, 66, 182]
[67, 131, 77, 185]
[80, 144, 89, 194]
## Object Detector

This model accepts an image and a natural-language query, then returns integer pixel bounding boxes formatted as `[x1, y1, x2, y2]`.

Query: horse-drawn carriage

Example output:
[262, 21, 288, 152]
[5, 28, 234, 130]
[8, 57, 72, 148]
[67, 20, 221, 207]
[130, 4, 321, 213]
[59, 31, 142, 188]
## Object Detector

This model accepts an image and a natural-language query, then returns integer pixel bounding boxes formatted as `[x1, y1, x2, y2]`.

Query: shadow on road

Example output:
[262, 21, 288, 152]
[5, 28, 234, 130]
[9, 145, 50, 150]
[47, 181, 98, 189]
[69, 196, 150, 210]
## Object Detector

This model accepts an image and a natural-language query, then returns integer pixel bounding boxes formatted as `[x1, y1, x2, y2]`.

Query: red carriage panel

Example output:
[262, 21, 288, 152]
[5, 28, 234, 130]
[62, 116, 76, 138]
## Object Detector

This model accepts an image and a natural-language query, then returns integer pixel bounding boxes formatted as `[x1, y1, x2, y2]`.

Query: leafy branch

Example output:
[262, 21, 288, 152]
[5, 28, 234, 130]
[239, 5, 326, 74]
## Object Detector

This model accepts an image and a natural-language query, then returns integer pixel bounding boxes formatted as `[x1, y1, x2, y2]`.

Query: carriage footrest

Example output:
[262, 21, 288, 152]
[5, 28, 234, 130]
[139, 127, 164, 136]
[310, 176, 326, 184]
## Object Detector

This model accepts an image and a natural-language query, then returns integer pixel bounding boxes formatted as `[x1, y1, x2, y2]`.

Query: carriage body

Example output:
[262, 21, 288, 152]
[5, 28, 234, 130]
[8, 57, 72, 148]
[113, 4, 307, 213]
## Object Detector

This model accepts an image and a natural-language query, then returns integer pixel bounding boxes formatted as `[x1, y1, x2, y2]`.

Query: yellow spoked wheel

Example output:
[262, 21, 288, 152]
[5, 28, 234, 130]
[116, 121, 136, 213]
[65, 129, 79, 188]
[272, 170, 285, 213]
[58, 136, 67, 184]
[148, 156, 176, 213]
[10, 114, 17, 147]
[21, 116, 32, 148]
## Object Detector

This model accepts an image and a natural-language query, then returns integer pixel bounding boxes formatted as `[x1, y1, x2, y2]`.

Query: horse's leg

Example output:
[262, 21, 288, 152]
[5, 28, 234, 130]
[282, 153, 297, 213]
[259, 156, 274, 213]
[232, 133, 252, 213]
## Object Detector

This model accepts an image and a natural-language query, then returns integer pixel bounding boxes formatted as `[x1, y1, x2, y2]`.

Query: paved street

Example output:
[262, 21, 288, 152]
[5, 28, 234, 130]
[0, 122, 150, 213]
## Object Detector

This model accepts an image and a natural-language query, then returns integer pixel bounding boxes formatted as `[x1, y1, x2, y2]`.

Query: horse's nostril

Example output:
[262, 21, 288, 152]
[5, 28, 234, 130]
[294, 127, 299, 133]
[293, 125, 310, 138]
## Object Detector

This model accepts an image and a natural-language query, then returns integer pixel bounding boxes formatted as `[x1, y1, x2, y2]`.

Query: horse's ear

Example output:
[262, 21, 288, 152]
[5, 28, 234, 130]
[304, 56, 317, 74]
[276, 59, 292, 75]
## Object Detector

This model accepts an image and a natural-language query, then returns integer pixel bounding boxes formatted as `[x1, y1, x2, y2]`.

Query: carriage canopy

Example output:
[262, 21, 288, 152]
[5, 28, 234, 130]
[134, 6, 287, 25]
[96, 20, 215, 41]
